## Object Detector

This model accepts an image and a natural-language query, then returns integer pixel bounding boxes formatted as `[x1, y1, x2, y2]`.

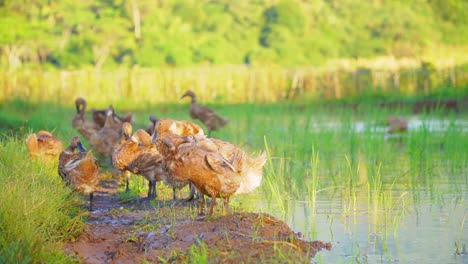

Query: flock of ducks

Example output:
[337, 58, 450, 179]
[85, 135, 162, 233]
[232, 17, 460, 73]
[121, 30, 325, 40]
[26, 90, 408, 216]
[26, 90, 265, 217]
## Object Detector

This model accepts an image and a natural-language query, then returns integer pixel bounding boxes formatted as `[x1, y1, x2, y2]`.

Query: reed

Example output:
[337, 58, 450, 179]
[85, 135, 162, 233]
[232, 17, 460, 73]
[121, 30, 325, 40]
[1, 62, 466, 106]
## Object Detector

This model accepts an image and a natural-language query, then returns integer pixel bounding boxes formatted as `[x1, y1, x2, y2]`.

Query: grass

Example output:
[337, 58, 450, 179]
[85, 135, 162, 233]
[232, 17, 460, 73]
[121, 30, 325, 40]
[0, 97, 467, 262]
[0, 136, 84, 263]
[1, 63, 467, 106]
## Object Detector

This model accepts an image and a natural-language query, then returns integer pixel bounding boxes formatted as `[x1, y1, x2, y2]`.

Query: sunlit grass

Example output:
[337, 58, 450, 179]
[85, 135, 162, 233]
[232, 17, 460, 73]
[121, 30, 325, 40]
[1, 63, 467, 106]
[0, 136, 84, 263]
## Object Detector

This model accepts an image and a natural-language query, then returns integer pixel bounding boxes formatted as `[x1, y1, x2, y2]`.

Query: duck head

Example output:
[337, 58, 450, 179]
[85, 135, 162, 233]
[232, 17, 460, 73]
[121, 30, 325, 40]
[181, 90, 196, 100]
[70, 136, 87, 152]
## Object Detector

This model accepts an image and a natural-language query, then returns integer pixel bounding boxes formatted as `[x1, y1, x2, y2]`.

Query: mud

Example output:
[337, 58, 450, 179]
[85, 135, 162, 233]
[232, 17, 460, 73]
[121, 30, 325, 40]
[64, 178, 331, 263]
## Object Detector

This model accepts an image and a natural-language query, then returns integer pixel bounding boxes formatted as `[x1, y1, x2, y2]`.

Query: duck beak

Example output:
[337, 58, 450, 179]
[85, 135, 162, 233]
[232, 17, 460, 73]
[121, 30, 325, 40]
[77, 142, 87, 152]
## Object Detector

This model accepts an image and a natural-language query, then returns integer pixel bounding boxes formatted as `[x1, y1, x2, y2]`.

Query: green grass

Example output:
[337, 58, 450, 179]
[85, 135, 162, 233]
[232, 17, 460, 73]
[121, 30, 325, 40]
[0, 136, 84, 263]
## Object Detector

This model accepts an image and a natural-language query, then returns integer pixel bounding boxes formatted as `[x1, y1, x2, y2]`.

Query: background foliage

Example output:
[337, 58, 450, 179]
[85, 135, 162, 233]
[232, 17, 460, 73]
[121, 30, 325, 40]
[1, 0, 468, 69]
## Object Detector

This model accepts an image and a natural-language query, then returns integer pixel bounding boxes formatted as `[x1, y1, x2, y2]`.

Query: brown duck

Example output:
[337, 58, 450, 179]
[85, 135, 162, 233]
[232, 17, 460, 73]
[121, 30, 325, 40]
[91, 105, 134, 128]
[181, 90, 228, 136]
[144, 115, 159, 136]
[26, 130, 63, 159]
[154, 118, 205, 139]
[58, 136, 100, 210]
[154, 133, 266, 216]
[72, 98, 100, 142]
[191, 135, 266, 195]
[112, 122, 134, 192]
[151, 118, 205, 201]
[88, 108, 123, 158]
[387, 116, 408, 134]
[112, 123, 165, 199]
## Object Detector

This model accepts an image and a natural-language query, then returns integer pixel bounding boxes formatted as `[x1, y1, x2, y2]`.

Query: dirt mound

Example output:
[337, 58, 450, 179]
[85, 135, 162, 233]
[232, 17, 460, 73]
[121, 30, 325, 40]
[64, 179, 331, 263]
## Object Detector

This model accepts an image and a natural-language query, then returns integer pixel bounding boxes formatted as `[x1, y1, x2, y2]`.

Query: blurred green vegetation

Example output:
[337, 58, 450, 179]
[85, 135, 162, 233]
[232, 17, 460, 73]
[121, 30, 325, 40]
[1, 64, 467, 105]
[1, 0, 467, 69]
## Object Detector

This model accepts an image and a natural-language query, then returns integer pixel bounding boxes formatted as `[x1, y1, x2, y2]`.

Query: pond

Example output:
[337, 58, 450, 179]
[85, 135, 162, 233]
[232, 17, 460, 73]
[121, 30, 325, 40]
[243, 111, 468, 263]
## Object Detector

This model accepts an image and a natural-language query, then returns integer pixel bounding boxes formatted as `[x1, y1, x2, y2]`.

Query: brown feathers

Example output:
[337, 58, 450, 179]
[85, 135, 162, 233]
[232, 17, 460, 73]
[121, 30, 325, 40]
[72, 97, 132, 158]
[151, 118, 205, 201]
[59, 136, 100, 209]
[26, 130, 63, 159]
[91, 105, 134, 128]
[72, 98, 100, 141]
[88, 109, 123, 157]
[181, 90, 228, 136]
[387, 116, 408, 134]
[155, 133, 266, 216]
[153, 118, 205, 139]
[112, 123, 164, 199]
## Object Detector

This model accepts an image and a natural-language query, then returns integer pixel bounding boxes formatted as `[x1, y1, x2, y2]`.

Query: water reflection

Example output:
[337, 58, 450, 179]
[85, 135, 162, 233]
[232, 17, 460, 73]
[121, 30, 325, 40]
[252, 113, 468, 263]
[308, 118, 468, 133]
[262, 185, 468, 263]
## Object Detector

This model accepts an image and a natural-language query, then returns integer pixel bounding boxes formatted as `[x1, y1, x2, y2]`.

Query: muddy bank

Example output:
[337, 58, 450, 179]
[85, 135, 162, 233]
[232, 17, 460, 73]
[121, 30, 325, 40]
[64, 179, 331, 263]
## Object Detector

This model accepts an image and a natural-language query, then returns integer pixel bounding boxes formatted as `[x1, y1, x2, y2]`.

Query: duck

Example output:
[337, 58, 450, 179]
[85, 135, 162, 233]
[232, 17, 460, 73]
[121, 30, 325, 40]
[112, 123, 165, 199]
[387, 116, 408, 134]
[91, 105, 134, 128]
[190, 135, 267, 197]
[180, 90, 228, 136]
[25, 130, 63, 159]
[88, 108, 123, 158]
[144, 115, 159, 136]
[72, 98, 100, 142]
[151, 118, 205, 201]
[58, 136, 100, 210]
[112, 122, 134, 192]
[154, 118, 205, 139]
[153, 133, 266, 216]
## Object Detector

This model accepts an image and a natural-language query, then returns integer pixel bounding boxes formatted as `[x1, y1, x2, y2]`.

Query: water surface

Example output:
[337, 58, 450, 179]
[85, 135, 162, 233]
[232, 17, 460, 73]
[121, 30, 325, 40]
[254, 115, 468, 263]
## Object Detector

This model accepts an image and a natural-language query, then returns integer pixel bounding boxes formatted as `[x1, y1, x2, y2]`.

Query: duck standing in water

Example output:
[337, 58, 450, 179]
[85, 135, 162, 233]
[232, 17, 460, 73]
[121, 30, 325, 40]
[387, 116, 408, 134]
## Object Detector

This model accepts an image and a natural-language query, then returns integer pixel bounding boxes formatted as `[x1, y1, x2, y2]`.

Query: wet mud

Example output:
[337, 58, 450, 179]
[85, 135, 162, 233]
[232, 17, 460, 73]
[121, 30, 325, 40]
[64, 178, 332, 263]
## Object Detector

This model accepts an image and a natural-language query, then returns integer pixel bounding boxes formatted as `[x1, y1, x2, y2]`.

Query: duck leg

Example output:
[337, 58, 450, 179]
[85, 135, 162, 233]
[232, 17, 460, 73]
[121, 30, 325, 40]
[147, 179, 156, 199]
[198, 194, 205, 216]
[223, 196, 231, 215]
[172, 187, 177, 201]
[147, 180, 152, 198]
[185, 183, 196, 202]
[208, 195, 218, 216]
[89, 192, 94, 211]
[124, 170, 131, 192]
